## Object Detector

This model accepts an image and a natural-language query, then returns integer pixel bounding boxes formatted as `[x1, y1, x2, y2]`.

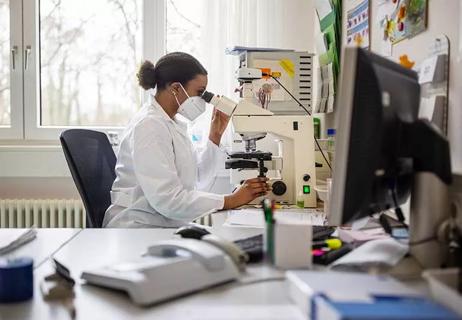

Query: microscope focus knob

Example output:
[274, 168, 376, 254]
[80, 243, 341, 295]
[303, 174, 311, 182]
[272, 181, 287, 196]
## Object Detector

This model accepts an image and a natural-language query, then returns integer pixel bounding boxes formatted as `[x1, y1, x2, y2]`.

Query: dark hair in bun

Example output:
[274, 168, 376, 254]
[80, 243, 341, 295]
[137, 60, 157, 90]
[137, 52, 207, 91]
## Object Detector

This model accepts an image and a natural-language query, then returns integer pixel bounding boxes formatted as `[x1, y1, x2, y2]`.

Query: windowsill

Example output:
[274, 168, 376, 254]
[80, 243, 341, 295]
[0, 145, 62, 152]
[0, 138, 61, 149]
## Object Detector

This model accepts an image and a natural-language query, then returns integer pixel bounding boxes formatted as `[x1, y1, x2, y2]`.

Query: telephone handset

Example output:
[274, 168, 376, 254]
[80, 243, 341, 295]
[200, 235, 248, 272]
[147, 237, 248, 272]
[147, 239, 227, 271]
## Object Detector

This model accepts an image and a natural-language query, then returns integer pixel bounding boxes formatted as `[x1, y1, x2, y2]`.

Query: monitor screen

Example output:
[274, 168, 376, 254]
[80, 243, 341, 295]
[329, 48, 421, 226]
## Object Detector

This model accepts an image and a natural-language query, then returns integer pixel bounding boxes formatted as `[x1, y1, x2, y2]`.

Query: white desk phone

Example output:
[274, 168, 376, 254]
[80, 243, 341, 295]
[81, 235, 248, 306]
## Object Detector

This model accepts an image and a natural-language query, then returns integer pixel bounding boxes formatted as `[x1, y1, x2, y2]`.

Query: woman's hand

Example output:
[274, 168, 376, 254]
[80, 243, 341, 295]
[223, 177, 270, 209]
[209, 107, 230, 146]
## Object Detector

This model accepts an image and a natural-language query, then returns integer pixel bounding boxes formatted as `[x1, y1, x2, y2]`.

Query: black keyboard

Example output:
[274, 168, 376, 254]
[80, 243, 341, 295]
[234, 235, 264, 263]
[313, 225, 336, 240]
[234, 226, 336, 263]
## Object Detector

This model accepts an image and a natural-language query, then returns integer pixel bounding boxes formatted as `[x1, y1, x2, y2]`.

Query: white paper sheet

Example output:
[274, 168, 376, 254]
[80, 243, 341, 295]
[0, 228, 37, 255]
[316, 34, 328, 55]
[315, 0, 333, 21]
[330, 237, 409, 271]
[189, 305, 304, 320]
[226, 209, 326, 228]
[419, 56, 438, 84]
[419, 96, 436, 120]
[288, 270, 420, 305]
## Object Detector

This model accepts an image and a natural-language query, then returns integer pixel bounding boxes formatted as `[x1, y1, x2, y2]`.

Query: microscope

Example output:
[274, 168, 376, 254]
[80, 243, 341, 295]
[202, 68, 317, 207]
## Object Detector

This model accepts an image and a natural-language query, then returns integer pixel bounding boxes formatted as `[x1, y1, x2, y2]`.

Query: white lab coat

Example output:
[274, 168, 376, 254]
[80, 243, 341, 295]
[103, 99, 225, 228]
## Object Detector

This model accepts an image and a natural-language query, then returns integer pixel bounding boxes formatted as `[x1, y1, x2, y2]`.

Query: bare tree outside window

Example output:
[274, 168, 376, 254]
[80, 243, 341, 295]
[40, 0, 143, 127]
[166, 0, 212, 145]
[166, 0, 203, 61]
[0, 0, 10, 126]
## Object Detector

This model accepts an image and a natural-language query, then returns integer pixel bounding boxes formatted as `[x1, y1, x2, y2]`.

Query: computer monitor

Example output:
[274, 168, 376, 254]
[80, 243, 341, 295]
[328, 47, 451, 226]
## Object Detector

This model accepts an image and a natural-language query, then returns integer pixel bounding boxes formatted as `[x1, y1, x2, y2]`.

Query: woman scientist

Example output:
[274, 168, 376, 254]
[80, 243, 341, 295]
[103, 52, 269, 228]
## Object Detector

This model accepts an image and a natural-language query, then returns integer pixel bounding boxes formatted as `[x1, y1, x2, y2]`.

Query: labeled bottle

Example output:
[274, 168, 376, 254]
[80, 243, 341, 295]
[327, 128, 336, 152]
[327, 128, 336, 164]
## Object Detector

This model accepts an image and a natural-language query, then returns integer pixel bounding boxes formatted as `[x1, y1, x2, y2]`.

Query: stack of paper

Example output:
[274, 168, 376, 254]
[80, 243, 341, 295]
[338, 227, 389, 243]
[225, 209, 326, 228]
[0, 228, 37, 255]
[329, 238, 408, 271]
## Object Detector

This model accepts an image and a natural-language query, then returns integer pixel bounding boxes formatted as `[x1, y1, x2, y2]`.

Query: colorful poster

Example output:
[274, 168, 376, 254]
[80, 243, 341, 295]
[379, 0, 427, 45]
[346, 0, 369, 48]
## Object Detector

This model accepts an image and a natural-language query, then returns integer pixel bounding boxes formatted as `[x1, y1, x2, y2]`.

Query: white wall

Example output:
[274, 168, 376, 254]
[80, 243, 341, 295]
[0, 177, 79, 198]
[0, 146, 79, 198]
[331, 0, 462, 172]
[369, 0, 462, 173]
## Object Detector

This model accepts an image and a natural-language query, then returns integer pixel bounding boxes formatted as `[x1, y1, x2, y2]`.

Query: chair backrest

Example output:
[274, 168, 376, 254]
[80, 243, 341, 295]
[60, 129, 117, 228]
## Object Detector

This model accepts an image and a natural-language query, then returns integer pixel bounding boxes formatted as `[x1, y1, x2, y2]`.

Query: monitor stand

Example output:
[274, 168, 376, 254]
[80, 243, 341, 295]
[410, 172, 451, 268]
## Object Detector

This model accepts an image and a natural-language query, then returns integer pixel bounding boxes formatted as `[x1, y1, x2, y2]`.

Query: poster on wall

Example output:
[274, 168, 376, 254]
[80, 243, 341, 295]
[346, 0, 369, 48]
[379, 0, 428, 45]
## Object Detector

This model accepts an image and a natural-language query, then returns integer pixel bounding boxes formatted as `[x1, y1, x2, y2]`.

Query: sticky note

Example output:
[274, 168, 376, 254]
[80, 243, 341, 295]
[279, 59, 295, 78]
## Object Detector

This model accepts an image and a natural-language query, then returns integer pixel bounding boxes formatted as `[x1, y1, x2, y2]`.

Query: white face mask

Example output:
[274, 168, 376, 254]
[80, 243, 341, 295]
[174, 84, 206, 122]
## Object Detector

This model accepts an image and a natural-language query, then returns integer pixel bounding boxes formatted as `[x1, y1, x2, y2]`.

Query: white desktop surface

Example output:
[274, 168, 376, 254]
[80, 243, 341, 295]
[0, 211, 431, 320]
[0, 225, 304, 320]
[1, 228, 81, 269]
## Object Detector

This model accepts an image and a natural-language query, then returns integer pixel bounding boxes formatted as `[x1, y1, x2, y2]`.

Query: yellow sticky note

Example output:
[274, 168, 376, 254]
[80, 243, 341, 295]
[279, 59, 295, 78]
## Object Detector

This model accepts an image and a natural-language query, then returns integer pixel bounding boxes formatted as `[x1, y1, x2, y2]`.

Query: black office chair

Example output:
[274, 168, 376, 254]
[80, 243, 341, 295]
[60, 129, 117, 228]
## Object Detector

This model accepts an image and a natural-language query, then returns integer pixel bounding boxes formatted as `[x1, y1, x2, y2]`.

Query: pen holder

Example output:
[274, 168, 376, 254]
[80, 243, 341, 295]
[272, 219, 313, 269]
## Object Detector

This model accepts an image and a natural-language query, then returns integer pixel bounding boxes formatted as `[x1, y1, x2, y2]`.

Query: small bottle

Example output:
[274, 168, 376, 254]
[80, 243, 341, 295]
[327, 128, 336, 164]
[327, 128, 336, 152]
[296, 191, 305, 208]
[313, 117, 321, 139]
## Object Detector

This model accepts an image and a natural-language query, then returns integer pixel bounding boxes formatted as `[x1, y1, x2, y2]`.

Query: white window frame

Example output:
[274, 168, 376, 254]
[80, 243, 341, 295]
[3, 0, 165, 141]
[0, 0, 24, 139]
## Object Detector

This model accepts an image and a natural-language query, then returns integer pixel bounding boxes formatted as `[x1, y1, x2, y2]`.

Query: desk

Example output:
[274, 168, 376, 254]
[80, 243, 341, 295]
[0, 213, 431, 320]
[1, 228, 81, 269]
[0, 226, 305, 320]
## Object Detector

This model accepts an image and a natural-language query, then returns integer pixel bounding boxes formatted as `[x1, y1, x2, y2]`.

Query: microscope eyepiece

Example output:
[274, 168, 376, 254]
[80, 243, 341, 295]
[200, 91, 237, 116]
[201, 91, 214, 103]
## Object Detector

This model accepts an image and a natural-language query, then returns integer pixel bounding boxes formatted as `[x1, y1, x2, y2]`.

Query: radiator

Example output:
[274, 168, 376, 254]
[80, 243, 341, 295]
[0, 199, 86, 228]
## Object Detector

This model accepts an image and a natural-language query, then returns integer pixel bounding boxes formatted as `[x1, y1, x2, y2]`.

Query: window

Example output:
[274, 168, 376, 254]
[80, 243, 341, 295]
[40, 0, 143, 127]
[166, 0, 203, 60]
[2, 0, 310, 142]
[0, 0, 22, 139]
[0, 0, 10, 126]
[1, 0, 163, 140]
[164, 0, 303, 149]
[166, 0, 213, 147]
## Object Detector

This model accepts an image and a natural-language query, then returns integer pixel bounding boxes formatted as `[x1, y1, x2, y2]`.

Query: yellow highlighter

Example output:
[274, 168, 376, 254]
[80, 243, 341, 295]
[312, 238, 342, 250]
